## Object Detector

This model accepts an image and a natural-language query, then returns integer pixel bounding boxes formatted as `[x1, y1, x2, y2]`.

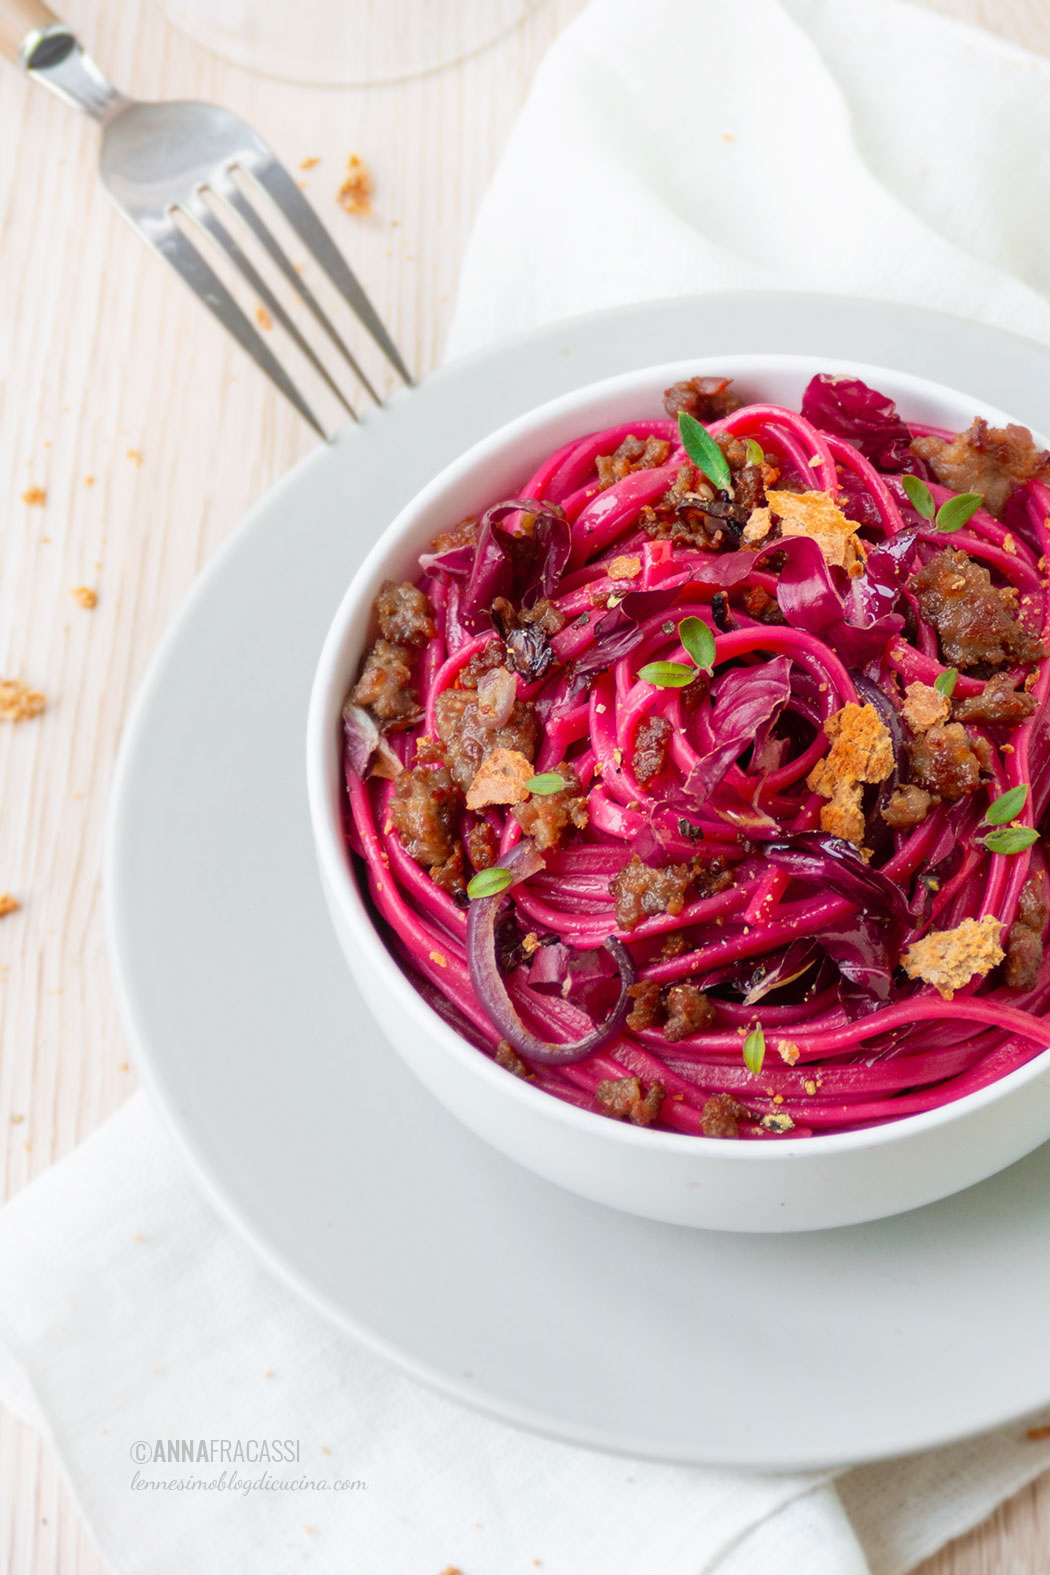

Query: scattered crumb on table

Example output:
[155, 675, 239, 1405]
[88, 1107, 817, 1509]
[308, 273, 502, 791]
[255, 306, 273, 331]
[84, 474, 95, 487]
[126, 448, 143, 466]
[0, 680, 45, 721]
[300, 156, 321, 170]
[337, 154, 373, 216]
[70, 586, 98, 609]
[0, 895, 20, 917]
[21, 486, 46, 506]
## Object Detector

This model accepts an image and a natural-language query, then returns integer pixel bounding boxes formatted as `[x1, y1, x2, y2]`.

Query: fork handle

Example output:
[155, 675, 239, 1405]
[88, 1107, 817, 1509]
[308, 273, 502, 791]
[0, 0, 60, 65]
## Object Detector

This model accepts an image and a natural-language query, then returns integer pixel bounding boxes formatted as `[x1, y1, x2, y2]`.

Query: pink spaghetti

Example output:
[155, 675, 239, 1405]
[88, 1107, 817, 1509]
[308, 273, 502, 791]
[342, 372, 1050, 1140]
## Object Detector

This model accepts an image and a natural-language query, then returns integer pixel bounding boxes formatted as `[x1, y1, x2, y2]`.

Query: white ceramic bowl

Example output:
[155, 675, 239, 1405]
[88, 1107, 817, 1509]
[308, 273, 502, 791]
[307, 353, 1050, 1232]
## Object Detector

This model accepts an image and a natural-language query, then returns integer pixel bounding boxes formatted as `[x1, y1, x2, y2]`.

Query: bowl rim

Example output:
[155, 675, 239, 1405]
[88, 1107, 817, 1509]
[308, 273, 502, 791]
[306, 351, 1050, 1161]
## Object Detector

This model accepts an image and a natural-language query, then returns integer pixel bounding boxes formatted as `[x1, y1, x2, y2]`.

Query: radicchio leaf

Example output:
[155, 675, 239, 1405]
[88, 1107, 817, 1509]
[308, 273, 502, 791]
[570, 583, 683, 692]
[760, 831, 908, 921]
[818, 913, 893, 1000]
[684, 658, 793, 802]
[800, 374, 919, 474]
[435, 499, 572, 634]
[342, 701, 403, 780]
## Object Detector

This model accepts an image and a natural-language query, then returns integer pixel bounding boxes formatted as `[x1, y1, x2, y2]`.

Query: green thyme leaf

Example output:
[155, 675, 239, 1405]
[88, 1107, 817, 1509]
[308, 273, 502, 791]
[901, 473, 936, 520]
[744, 438, 765, 467]
[638, 660, 696, 688]
[525, 772, 567, 796]
[467, 866, 515, 899]
[983, 826, 1039, 855]
[985, 784, 1029, 826]
[935, 492, 983, 533]
[933, 667, 958, 698]
[677, 411, 732, 492]
[742, 1024, 766, 1077]
[678, 615, 716, 673]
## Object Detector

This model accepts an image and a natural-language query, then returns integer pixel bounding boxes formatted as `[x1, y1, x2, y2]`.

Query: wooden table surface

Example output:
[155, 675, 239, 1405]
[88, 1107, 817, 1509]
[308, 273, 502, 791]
[2, 0, 1049, 1569]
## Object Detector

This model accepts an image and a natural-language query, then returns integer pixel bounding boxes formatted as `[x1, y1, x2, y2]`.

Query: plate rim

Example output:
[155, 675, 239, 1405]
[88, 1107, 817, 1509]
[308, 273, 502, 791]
[104, 290, 1050, 1470]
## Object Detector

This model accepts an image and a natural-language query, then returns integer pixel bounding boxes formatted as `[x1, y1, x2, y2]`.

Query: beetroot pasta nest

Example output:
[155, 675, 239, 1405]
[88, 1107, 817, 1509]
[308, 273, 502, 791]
[342, 370, 1050, 1142]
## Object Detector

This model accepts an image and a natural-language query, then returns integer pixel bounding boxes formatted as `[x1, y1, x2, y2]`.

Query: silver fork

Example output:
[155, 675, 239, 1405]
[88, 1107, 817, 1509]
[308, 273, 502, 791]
[1, 0, 412, 438]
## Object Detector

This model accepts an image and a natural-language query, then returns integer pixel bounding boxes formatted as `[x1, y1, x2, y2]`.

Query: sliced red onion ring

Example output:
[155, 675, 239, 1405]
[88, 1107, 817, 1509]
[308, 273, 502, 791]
[465, 840, 637, 1066]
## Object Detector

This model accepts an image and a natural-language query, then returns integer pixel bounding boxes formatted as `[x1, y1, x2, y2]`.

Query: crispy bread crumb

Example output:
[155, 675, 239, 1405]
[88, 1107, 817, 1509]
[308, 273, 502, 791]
[466, 747, 534, 810]
[70, 586, 98, 609]
[902, 914, 1005, 1000]
[300, 156, 321, 170]
[777, 1040, 801, 1065]
[127, 448, 143, 466]
[0, 680, 45, 721]
[21, 486, 46, 506]
[742, 505, 772, 544]
[608, 554, 642, 580]
[767, 489, 866, 576]
[807, 702, 894, 846]
[901, 681, 950, 733]
[255, 306, 273, 331]
[0, 895, 19, 917]
[337, 154, 373, 216]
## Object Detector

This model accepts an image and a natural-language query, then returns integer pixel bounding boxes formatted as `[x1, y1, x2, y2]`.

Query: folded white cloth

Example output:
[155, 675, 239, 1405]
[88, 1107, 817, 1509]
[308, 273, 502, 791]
[7, 2, 1050, 1571]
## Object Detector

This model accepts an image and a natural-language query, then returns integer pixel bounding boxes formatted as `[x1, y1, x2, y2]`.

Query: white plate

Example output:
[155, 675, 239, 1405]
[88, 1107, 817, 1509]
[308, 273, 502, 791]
[107, 293, 1050, 1470]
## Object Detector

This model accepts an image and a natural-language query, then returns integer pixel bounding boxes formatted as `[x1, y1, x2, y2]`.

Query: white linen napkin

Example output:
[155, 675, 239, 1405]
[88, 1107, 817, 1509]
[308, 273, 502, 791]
[7, 1, 1050, 1570]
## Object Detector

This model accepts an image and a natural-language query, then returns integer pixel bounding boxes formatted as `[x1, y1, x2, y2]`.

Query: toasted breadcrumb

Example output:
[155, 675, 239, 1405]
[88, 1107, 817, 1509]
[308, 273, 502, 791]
[21, 486, 46, 506]
[901, 681, 950, 733]
[807, 702, 894, 846]
[127, 448, 143, 466]
[70, 586, 98, 609]
[608, 554, 642, 580]
[0, 895, 19, 917]
[466, 747, 534, 810]
[902, 915, 1005, 1000]
[336, 154, 373, 216]
[84, 475, 95, 487]
[255, 306, 273, 331]
[742, 505, 773, 544]
[429, 950, 447, 968]
[777, 1039, 801, 1065]
[0, 680, 45, 721]
[767, 489, 866, 576]
[299, 156, 321, 170]
[761, 1112, 795, 1132]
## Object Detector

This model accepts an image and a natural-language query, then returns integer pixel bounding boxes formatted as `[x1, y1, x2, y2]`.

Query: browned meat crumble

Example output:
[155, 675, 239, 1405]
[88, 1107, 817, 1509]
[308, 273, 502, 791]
[465, 820, 498, 872]
[375, 579, 435, 647]
[701, 1092, 744, 1139]
[595, 1075, 665, 1126]
[609, 853, 732, 930]
[912, 549, 1047, 669]
[881, 783, 937, 829]
[351, 639, 421, 729]
[663, 376, 743, 422]
[434, 688, 539, 793]
[595, 434, 672, 489]
[662, 982, 717, 1042]
[632, 715, 673, 787]
[513, 762, 589, 851]
[388, 765, 463, 882]
[953, 672, 1037, 727]
[908, 722, 987, 801]
[626, 979, 664, 1031]
[1005, 874, 1049, 991]
[912, 419, 1050, 519]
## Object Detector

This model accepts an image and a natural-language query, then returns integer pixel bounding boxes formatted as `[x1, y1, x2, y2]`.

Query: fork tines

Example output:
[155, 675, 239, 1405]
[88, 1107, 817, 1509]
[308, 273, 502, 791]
[169, 153, 412, 439]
